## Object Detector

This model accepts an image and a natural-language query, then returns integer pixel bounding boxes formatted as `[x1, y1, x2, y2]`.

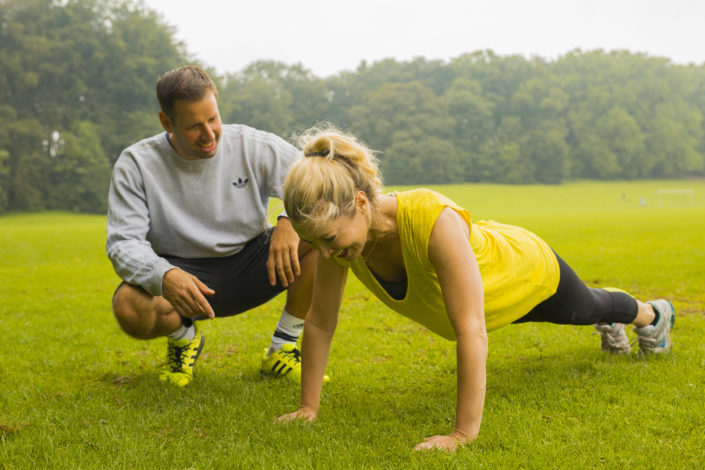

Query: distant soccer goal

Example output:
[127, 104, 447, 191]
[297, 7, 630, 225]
[656, 189, 694, 207]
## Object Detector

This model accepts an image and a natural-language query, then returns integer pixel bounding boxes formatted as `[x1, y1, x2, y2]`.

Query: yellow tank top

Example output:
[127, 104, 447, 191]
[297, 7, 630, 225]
[338, 188, 560, 340]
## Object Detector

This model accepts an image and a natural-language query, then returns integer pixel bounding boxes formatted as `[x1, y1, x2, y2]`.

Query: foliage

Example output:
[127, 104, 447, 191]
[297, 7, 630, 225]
[2, 1, 705, 213]
[0, 0, 187, 213]
[49, 120, 111, 212]
[1, 180, 704, 467]
[219, 52, 705, 186]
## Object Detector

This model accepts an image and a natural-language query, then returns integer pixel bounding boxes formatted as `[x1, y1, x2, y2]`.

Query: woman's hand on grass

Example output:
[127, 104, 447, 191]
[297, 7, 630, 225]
[277, 407, 317, 423]
[413, 430, 470, 452]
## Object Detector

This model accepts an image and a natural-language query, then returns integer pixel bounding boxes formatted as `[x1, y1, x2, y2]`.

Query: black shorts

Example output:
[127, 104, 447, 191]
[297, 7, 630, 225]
[513, 252, 638, 325]
[162, 228, 286, 318]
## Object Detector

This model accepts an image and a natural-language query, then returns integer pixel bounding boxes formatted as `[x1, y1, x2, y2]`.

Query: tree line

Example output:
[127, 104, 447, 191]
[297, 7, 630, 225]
[2, 0, 704, 214]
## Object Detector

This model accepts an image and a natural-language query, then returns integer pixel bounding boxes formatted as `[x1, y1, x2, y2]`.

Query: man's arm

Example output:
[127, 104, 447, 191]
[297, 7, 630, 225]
[106, 155, 215, 318]
[266, 216, 301, 287]
[255, 130, 303, 287]
[106, 156, 173, 297]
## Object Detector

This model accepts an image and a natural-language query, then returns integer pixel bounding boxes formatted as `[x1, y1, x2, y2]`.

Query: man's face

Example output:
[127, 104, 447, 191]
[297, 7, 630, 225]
[160, 91, 222, 160]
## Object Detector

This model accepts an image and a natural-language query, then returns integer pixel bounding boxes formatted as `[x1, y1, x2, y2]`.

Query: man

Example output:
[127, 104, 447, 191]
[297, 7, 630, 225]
[107, 65, 315, 387]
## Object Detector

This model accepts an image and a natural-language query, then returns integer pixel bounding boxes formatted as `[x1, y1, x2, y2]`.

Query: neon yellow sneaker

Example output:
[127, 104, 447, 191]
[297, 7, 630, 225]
[261, 344, 330, 384]
[159, 326, 205, 387]
[261, 343, 302, 383]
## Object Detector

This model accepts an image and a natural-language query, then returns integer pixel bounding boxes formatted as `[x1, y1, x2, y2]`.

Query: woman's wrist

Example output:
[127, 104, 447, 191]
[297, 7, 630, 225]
[452, 428, 478, 443]
[299, 403, 318, 413]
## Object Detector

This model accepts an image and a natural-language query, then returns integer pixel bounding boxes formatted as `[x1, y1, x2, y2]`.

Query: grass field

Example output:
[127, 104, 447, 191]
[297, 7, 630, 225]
[1, 180, 704, 469]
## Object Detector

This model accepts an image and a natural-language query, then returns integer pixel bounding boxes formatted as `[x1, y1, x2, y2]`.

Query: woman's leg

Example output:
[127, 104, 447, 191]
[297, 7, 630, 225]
[513, 253, 641, 326]
[514, 252, 674, 354]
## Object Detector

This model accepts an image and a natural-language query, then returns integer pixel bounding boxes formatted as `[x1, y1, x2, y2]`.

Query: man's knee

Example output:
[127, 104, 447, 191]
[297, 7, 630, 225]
[112, 283, 155, 339]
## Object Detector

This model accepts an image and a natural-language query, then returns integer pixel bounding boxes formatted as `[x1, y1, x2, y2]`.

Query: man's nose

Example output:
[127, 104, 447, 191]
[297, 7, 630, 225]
[202, 124, 215, 141]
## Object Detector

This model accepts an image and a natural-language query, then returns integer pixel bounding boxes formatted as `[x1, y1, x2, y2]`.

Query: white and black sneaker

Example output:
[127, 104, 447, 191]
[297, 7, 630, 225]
[633, 300, 675, 354]
[595, 322, 632, 354]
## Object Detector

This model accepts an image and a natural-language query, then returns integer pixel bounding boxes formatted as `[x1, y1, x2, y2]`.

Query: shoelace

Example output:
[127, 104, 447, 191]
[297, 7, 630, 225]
[281, 347, 302, 364]
[604, 333, 623, 348]
[632, 332, 658, 349]
[594, 327, 627, 349]
[167, 344, 191, 372]
[631, 322, 665, 350]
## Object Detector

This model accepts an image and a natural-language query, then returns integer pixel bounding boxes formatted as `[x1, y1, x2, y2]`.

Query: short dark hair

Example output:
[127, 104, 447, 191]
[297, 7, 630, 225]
[156, 65, 218, 121]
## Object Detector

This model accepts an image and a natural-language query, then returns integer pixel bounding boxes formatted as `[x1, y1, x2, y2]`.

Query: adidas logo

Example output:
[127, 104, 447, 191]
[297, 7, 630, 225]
[232, 177, 249, 188]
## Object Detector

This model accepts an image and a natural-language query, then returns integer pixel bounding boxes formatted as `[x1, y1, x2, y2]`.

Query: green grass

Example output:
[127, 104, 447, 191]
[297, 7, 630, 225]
[2, 180, 704, 468]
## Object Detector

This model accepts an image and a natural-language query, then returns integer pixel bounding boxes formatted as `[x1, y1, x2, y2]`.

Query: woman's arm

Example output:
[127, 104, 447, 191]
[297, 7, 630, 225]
[279, 254, 348, 421]
[414, 207, 488, 451]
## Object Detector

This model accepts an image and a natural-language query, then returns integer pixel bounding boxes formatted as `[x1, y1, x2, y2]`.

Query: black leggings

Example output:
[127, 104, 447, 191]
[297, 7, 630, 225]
[513, 253, 638, 325]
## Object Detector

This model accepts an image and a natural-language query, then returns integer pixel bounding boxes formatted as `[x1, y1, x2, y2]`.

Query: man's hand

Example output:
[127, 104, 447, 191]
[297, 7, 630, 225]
[277, 406, 317, 423]
[413, 431, 470, 452]
[267, 217, 301, 287]
[162, 268, 215, 319]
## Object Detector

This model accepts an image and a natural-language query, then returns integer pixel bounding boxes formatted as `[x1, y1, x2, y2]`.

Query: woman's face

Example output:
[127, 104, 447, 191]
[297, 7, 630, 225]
[300, 207, 370, 261]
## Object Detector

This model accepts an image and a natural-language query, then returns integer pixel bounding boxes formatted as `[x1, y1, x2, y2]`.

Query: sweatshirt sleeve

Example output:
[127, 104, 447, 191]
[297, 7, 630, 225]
[105, 154, 174, 296]
[260, 132, 300, 201]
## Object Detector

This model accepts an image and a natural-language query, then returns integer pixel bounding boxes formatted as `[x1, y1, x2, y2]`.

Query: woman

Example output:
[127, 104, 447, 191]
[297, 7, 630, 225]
[277, 126, 675, 451]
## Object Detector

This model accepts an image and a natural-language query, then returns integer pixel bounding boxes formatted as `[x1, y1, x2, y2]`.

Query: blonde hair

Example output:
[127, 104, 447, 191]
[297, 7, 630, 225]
[283, 125, 382, 236]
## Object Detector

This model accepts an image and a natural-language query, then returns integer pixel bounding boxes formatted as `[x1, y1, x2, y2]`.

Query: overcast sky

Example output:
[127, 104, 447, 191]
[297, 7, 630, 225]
[142, 0, 705, 78]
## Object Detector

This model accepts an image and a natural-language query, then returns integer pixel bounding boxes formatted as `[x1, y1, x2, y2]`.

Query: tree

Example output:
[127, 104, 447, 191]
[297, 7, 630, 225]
[442, 77, 497, 181]
[3, 4, 705, 215]
[524, 120, 570, 183]
[219, 61, 332, 137]
[0, 149, 10, 212]
[222, 76, 294, 137]
[645, 101, 704, 176]
[49, 121, 111, 212]
[346, 81, 460, 184]
[349, 82, 455, 152]
[596, 107, 646, 178]
[383, 133, 462, 185]
[0, 0, 189, 213]
[5, 118, 48, 211]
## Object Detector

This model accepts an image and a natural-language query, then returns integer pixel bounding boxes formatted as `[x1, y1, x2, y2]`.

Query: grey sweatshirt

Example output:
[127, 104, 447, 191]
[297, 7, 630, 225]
[106, 124, 300, 296]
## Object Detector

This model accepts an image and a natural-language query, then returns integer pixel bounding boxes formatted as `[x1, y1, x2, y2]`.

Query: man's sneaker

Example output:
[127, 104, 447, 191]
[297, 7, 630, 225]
[159, 326, 205, 387]
[594, 323, 631, 354]
[261, 344, 330, 384]
[633, 300, 675, 354]
[261, 343, 303, 383]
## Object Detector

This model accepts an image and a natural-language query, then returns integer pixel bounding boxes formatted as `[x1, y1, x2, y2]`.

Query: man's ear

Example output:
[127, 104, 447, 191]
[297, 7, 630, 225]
[159, 111, 173, 133]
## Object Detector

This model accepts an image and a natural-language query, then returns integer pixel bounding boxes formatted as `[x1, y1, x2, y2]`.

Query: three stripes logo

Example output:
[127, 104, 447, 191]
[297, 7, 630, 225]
[265, 345, 300, 377]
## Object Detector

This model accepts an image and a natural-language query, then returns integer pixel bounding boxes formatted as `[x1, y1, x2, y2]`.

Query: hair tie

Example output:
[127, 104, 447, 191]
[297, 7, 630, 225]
[304, 151, 353, 168]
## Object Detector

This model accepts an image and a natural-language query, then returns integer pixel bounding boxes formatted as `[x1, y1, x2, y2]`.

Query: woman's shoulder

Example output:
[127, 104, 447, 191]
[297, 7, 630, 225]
[395, 188, 462, 215]
[396, 188, 447, 206]
[394, 189, 454, 238]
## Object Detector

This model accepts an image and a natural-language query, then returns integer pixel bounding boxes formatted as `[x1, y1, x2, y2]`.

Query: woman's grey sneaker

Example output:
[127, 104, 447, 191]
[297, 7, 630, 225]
[633, 300, 675, 354]
[594, 323, 631, 354]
